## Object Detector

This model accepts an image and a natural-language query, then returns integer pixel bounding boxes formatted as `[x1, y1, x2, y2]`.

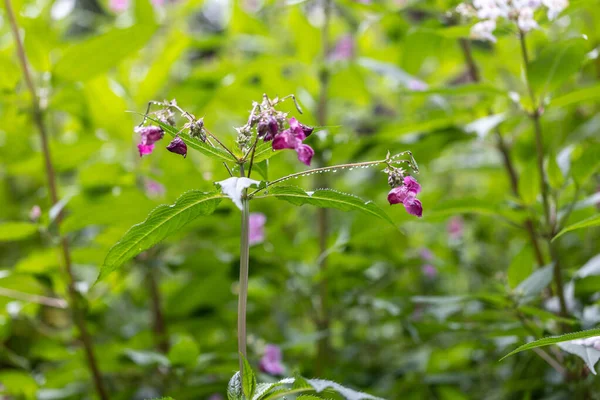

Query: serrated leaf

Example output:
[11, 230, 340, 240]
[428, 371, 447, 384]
[143, 115, 238, 163]
[241, 354, 256, 399]
[553, 214, 600, 241]
[252, 141, 279, 163]
[306, 379, 383, 400]
[501, 328, 600, 360]
[0, 222, 38, 242]
[292, 373, 312, 390]
[54, 24, 157, 81]
[264, 186, 395, 226]
[100, 191, 224, 280]
[228, 372, 243, 400]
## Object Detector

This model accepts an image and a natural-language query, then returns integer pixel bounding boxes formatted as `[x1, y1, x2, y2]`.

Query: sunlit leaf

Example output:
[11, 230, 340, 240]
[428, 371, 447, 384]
[501, 328, 600, 360]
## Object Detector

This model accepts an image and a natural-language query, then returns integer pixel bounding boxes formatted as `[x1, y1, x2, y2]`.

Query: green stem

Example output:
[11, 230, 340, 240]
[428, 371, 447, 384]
[518, 30, 568, 317]
[238, 165, 250, 373]
[4, 1, 109, 398]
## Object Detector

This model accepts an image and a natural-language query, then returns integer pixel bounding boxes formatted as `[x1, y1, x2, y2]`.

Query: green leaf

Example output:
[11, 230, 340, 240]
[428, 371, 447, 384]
[101, 190, 224, 280]
[264, 186, 395, 226]
[547, 152, 564, 189]
[54, 24, 158, 81]
[501, 328, 600, 360]
[252, 141, 279, 163]
[513, 264, 553, 301]
[227, 372, 243, 400]
[553, 214, 600, 241]
[241, 353, 257, 400]
[168, 334, 200, 367]
[527, 37, 587, 97]
[0, 222, 38, 242]
[551, 83, 600, 108]
[142, 115, 238, 163]
[507, 246, 534, 289]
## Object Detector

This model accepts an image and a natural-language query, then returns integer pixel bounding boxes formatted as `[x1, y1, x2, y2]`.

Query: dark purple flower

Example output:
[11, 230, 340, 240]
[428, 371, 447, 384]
[258, 116, 279, 141]
[422, 264, 437, 278]
[259, 344, 284, 375]
[296, 144, 314, 166]
[272, 129, 298, 151]
[388, 176, 423, 217]
[166, 137, 187, 157]
[288, 117, 312, 140]
[447, 216, 464, 240]
[249, 213, 266, 246]
[136, 126, 164, 157]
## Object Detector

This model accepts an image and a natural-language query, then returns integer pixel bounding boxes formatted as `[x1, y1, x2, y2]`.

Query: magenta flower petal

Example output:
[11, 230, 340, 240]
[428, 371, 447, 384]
[248, 213, 266, 245]
[259, 344, 285, 375]
[403, 176, 421, 195]
[296, 144, 314, 166]
[29, 205, 41, 221]
[447, 216, 464, 239]
[166, 137, 187, 157]
[272, 130, 299, 150]
[404, 197, 423, 217]
[422, 264, 437, 278]
[387, 186, 410, 205]
[138, 143, 155, 156]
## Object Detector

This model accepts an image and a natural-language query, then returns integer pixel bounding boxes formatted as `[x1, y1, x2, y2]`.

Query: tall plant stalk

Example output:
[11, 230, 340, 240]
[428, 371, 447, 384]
[315, 0, 333, 375]
[459, 38, 546, 267]
[518, 31, 568, 316]
[4, 0, 109, 398]
[238, 167, 251, 373]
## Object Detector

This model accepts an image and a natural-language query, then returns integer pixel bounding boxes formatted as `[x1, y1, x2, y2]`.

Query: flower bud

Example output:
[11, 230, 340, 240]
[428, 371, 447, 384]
[166, 137, 187, 157]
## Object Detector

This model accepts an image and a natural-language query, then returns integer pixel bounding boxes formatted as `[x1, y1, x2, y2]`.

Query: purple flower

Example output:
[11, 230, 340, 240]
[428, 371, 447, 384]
[249, 213, 266, 246]
[166, 137, 187, 157]
[207, 395, 224, 400]
[136, 126, 164, 157]
[388, 176, 423, 217]
[29, 205, 41, 222]
[422, 264, 437, 278]
[109, 0, 129, 12]
[258, 116, 279, 141]
[447, 216, 464, 240]
[407, 79, 428, 91]
[329, 35, 354, 61]
[144, 179, 165, 198]
[420, 248, 433, 261]
[271, 118, 315, 166]
[259, 344, 284, 375]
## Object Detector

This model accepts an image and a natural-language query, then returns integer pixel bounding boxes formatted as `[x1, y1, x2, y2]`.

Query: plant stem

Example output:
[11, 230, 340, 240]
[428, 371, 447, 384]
[148, 267, 169, 354]
[4, 1, 109, 398]
[518, 31, 568, 316]
[238, 165, 250, 373]
[459, 38, 545, 267]
[315, 0, 333, 376]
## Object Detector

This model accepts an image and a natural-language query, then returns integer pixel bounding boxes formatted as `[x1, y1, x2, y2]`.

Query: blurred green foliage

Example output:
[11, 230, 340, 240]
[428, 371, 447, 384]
[1, 0, 600, 399]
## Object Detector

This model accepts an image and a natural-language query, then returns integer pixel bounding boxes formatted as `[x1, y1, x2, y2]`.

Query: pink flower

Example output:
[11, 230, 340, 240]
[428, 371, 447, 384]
[422, 264, 437, 278]
[270, 118, 315, 166]
[29, 205, 41, 222]
[259, 344, 284, 375]
[420, 248, 433, 261]
[447, 216, 464, 240]
[136, 126, 164, 157]
[249, 213, 266, 246]
[407, 79, 427, 91]
[329, 35, 354, 61]
[388, 176, 423, 217]
[109, 0, 129, 12]
[144, 179, 165, 198]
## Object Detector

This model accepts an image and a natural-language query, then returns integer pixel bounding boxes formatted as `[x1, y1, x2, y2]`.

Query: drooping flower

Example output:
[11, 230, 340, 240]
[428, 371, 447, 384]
[29, 205, 41, 222]
[447, 216, 464, 240]
[422, 264, 438, 278]
[136, 126, 164, 157]
[257, 116, 279, 141]
[249, 213, 266, 246]
[259, 344, 285, 375]
[270, 118, 315, 166]
[388, 176, 423, 217]
[166, 137, 187, 157]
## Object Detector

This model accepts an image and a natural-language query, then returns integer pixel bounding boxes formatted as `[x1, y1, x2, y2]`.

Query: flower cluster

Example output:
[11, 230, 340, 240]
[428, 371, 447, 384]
[135, 125, 188, 158]
[386, 166, 423, 217]
[239, 95, 315, 166]
[457, 0, 569, 42]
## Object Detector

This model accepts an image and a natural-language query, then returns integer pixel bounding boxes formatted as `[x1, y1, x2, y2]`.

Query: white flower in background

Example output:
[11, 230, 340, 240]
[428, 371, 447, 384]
[543, 0, 568, 20]
[471, 20, 497, 42]
[517, 7, 538, 32]
[557, 336, 600, 375]
[457, 0, 569, 43]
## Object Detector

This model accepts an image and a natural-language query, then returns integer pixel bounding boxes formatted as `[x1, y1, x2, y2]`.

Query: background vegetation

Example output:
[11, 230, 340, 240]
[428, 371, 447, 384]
[1, 0, 600, 398]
